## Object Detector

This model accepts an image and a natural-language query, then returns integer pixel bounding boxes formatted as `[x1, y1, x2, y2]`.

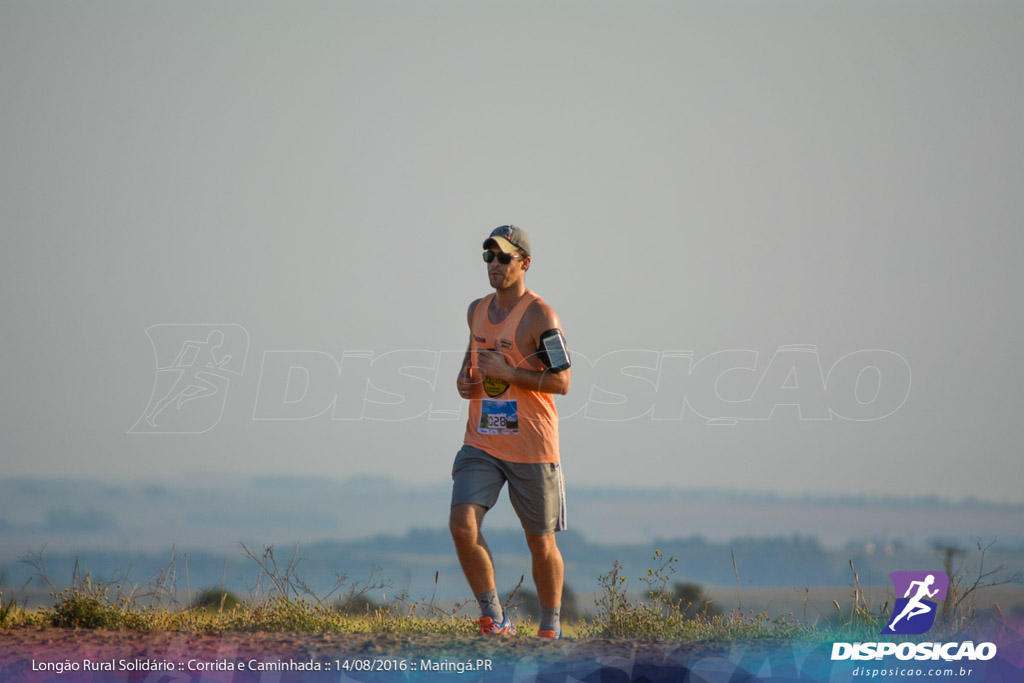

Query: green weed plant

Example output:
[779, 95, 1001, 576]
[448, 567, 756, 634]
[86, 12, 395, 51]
[579, 550, 810, 642]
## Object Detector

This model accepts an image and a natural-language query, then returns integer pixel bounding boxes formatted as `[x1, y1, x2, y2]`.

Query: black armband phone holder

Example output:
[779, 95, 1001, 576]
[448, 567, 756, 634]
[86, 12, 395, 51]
[538, 329, 571, 373]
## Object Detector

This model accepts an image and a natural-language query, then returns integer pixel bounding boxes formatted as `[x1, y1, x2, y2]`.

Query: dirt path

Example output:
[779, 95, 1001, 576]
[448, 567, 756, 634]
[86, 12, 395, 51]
[7, 628, 1020, 682]
[0, 628, 739, 682]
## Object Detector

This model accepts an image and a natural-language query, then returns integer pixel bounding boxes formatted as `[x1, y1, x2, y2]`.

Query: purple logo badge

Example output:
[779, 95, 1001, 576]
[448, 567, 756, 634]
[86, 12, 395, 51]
[882, 571, 949, 635]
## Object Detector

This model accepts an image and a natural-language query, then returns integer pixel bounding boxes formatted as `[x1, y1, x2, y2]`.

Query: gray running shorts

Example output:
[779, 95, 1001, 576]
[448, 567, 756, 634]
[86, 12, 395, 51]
[450, 445, 567, 536]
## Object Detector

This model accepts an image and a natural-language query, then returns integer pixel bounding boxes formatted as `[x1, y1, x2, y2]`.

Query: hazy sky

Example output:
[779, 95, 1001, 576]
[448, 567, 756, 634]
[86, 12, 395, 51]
[3, 1, 1022, 503]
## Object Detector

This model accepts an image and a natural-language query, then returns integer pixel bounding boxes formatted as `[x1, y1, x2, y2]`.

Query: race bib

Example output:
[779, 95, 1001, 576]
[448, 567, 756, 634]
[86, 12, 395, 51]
[478, 399, 519, 435]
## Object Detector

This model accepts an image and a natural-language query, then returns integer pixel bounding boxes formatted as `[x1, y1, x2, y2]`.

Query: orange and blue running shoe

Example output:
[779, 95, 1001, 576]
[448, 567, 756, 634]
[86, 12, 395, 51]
[475, 614, 517, 636]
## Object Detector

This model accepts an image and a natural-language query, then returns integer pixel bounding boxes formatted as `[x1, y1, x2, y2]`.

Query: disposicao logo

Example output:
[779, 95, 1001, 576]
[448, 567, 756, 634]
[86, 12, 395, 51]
[882, 571, 949, 635]
[129, 324, 249, 434]
[831, 570, 998, 663]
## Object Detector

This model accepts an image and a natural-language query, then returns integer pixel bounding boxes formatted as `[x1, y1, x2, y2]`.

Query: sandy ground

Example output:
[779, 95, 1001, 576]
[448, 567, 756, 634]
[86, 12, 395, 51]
[6, 626, 1021, 682]
[0, 628, 740, 682]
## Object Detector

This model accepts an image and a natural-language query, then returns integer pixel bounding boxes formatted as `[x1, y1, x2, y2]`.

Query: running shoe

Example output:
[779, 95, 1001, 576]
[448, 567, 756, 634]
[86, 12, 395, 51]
[475, 614, 517, 636]
[537, 628, 561, 639]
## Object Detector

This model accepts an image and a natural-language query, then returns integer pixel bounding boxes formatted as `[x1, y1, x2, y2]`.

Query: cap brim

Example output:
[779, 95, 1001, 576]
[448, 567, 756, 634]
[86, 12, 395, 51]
[483, 236, 518, 253]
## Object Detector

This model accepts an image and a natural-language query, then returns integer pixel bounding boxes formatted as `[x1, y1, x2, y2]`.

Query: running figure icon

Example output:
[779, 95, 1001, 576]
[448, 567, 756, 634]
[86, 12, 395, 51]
[143, 330, 233, 427]
[886, 574, 940, 631]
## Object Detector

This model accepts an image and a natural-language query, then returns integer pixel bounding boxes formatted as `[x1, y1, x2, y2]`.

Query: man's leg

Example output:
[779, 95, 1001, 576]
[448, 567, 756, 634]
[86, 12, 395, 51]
[450, 503, 514, 633]
[449, 503, 495, 595]
[526, 531, 563, 635]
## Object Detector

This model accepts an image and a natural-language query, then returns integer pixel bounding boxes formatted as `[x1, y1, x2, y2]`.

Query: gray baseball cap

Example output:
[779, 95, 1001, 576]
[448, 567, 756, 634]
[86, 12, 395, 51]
[483, 225, 531, 256]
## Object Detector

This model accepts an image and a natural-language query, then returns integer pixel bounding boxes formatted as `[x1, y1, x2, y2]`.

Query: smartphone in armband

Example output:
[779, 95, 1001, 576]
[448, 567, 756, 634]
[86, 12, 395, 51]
[538, 329, 571, 373]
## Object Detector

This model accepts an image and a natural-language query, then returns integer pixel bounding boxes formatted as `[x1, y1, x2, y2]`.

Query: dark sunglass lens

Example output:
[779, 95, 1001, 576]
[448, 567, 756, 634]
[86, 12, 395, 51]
[483, 251, 514, 264]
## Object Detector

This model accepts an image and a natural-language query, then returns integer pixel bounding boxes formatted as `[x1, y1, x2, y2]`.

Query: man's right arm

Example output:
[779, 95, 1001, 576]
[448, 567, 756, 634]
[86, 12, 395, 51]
[456, 299, 482, 397]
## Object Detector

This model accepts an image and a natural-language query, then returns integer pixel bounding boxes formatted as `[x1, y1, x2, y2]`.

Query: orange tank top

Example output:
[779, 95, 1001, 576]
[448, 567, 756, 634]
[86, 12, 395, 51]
[463, 290, 560, 464]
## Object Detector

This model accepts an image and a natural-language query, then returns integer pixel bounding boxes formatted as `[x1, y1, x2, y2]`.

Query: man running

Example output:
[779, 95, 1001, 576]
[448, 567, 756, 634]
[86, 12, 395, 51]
[450, 225, 572, 639]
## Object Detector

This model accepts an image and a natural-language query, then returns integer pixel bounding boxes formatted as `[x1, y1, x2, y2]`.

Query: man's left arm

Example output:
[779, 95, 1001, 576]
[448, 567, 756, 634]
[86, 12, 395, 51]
[476, 302, 571, 395]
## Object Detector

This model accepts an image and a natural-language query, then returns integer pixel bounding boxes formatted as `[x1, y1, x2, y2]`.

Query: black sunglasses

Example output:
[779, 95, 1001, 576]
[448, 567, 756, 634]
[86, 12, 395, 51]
[482, 251, 522, 265]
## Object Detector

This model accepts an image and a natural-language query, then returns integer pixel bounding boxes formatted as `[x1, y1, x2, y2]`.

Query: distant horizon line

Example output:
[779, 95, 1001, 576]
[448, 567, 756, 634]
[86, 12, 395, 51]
[4, 473, 1022, 510]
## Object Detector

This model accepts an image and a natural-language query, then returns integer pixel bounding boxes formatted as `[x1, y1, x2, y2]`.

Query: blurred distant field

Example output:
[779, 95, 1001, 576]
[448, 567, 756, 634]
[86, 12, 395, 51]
[703, 584, 1024, 626]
